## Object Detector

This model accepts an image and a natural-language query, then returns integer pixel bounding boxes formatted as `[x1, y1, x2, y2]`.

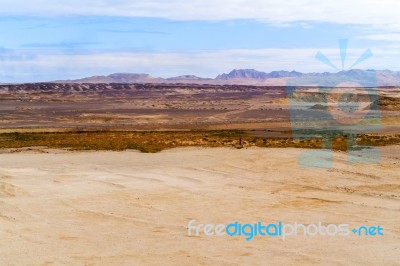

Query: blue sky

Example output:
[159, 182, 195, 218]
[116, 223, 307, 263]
[1, 0, 400, 82]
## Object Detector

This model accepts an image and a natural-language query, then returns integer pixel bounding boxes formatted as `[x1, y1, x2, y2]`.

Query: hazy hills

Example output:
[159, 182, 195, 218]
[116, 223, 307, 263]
[216, 69, 303, 80]
[54, 69, 400, 87]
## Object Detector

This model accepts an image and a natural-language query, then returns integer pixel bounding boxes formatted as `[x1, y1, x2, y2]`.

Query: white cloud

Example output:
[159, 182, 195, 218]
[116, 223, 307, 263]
[1, 1, 398, 82]
[1, 0, 400, 29]
[3, 1, 400, 44]
[361, 34, 400, 42]
[1, 47, 398, 82]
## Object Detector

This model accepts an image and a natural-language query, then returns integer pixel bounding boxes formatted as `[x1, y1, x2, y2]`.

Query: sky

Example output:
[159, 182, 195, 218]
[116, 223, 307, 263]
[0, 0, 400, 82]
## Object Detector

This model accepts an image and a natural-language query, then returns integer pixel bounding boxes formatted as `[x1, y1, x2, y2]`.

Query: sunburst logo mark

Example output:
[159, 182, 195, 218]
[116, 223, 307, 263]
[316, 40, 376, 125]
[315, 39, 373, 71]
[286, 39, 382, 168]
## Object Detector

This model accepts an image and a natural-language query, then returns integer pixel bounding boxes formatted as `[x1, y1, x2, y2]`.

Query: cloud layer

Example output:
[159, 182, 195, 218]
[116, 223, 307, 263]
[1, 48, 396, 82]
[1, 1, 399, 82]
[1, 0, 400, 28]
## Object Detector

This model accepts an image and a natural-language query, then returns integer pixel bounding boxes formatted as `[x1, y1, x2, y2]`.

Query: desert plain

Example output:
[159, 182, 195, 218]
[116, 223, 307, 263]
[0, 146, 399, 265]
[0, 83, 399, 265]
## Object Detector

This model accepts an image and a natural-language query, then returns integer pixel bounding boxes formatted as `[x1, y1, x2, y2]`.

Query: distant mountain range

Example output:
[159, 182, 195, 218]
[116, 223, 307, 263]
[53, 69, 400, 87]
[216, 69, 303, 80]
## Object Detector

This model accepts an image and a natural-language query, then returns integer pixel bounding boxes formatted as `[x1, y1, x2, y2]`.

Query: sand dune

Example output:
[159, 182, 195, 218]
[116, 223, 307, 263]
[0, 147, 399, 265]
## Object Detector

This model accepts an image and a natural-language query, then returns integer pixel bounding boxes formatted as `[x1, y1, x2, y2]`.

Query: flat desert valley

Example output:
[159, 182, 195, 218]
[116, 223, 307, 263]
[0, 147, 399, 265]
[0, 83, 399, 265]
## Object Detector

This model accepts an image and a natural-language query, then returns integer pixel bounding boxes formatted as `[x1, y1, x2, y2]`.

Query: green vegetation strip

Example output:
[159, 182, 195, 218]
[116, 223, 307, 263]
[0, 130, 399, 153]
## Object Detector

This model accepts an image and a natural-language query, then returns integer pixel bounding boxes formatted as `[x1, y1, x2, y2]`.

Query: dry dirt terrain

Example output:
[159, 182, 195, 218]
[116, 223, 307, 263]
[1, 83, 399, 132]
[0, 147, 399, 265]
[0, 83, 399, 265]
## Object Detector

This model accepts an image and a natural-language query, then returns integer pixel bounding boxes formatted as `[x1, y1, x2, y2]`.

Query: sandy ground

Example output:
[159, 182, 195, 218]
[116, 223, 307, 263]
[0, 147, 399, 265]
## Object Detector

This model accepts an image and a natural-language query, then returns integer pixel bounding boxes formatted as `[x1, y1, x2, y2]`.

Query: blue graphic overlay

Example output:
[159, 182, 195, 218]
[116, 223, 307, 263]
[286, 40, 382, 168]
